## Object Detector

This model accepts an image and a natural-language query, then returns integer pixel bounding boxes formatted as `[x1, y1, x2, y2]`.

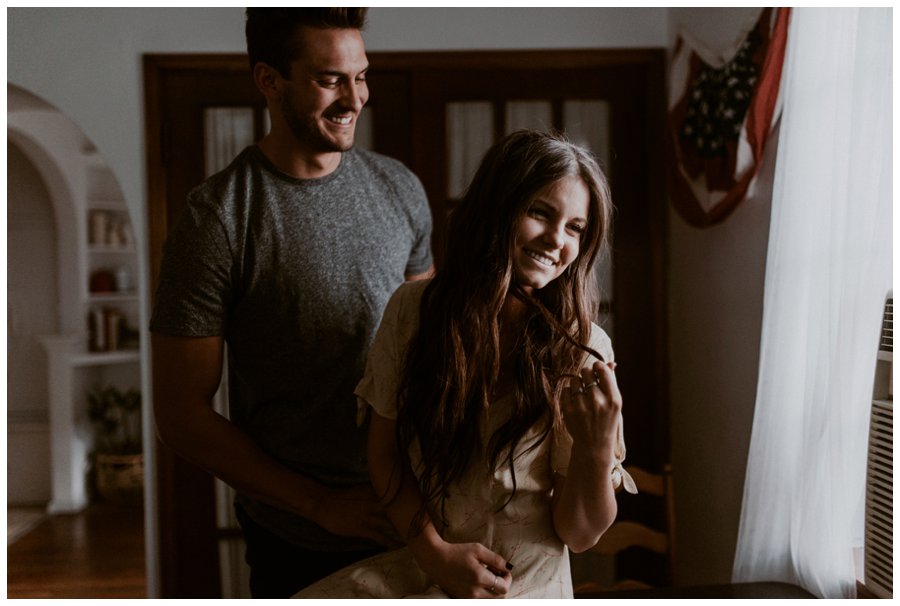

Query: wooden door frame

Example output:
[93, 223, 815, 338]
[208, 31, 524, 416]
[144, 48, 668, 597]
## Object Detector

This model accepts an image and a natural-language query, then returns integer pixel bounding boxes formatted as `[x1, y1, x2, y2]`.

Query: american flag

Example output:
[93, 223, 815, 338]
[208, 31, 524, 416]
[667, 8, 791, 227]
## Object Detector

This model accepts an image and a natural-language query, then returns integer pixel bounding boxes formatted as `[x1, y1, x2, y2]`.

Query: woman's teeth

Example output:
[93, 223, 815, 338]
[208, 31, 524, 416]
[525, 250, 556, 266]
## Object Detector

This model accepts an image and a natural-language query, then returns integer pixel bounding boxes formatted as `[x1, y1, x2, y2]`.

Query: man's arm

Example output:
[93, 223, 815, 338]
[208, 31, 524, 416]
[151, 332, 397, 546]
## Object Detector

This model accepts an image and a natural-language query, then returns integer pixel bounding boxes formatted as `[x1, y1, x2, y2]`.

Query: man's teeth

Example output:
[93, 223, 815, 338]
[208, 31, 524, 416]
[329, 115, 352, 125]
[525, 250, 556, 266]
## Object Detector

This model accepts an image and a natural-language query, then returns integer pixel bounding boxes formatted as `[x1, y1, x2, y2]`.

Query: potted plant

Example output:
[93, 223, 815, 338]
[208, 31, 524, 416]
[87, 384, 143, 505]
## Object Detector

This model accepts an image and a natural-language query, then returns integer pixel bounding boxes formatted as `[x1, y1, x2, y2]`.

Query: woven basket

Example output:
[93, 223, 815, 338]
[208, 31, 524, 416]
[95, 452, 144, 505]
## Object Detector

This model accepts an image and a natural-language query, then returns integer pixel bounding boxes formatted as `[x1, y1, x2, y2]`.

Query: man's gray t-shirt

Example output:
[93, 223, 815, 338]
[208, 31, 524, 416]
[150, 145, 432, 550]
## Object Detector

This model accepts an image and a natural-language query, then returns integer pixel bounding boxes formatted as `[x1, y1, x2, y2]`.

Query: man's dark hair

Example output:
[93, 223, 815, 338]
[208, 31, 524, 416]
[245, 8, 368, 77]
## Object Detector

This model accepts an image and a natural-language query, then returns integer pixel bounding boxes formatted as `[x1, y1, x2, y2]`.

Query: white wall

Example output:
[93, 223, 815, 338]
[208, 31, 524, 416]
[667, 7, 772, 585]
[8, 6, 773, 593]
[7, 141, 57, 504]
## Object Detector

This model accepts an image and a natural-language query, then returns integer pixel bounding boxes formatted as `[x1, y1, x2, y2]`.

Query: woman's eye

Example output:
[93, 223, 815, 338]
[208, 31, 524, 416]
[528, 207, 549, 219]
[568, 223, 586, 235]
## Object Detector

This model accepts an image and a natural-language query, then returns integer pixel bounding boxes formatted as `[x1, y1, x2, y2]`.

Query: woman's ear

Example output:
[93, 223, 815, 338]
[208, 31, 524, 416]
[252, 62, 282, 103]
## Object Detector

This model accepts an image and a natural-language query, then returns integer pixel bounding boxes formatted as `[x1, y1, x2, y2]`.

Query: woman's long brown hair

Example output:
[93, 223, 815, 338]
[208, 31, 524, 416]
[394, 130, 613, 534]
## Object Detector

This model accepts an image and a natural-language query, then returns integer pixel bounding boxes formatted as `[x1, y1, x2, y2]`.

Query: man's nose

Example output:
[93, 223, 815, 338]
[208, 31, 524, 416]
[341, 79, 366, 112]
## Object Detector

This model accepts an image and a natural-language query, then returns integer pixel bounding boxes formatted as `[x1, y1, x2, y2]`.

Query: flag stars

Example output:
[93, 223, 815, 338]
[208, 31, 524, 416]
[678, 27, 763, 158]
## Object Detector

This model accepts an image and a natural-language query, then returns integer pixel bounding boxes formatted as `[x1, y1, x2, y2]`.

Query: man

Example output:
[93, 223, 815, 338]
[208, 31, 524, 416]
[150, 8, 433, 598]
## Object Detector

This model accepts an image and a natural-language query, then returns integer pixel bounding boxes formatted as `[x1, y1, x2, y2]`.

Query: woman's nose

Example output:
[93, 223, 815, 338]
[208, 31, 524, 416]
[543, 223, 565, 247]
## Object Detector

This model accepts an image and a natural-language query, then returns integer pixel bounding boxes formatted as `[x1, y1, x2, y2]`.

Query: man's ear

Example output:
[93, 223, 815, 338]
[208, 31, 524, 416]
[253, 62, 282, 103]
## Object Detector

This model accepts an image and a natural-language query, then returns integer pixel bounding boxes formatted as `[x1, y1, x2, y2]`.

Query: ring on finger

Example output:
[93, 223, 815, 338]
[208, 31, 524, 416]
[582, 381, 598, 390]
[489, 573, 498, 593]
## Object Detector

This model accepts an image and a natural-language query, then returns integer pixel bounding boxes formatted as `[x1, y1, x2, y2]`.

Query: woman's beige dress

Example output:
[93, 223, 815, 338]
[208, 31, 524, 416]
[295, 280, 633, 599]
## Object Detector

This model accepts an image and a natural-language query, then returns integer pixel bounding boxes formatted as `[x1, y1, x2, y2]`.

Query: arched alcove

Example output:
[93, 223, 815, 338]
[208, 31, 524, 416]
[7, 84, 145, 517]
[7, 138, 59, 504]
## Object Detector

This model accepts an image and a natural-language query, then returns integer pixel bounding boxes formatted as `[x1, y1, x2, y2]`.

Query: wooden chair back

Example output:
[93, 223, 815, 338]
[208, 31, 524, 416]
[573, 464, 674, 594]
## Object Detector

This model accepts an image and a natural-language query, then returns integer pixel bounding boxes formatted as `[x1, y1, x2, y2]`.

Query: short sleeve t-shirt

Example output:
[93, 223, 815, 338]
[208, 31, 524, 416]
[150, 145, 432, 550]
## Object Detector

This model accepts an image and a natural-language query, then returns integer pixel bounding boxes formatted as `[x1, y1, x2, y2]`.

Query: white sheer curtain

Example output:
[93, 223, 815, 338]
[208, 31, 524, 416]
[732, 8, 892, 599]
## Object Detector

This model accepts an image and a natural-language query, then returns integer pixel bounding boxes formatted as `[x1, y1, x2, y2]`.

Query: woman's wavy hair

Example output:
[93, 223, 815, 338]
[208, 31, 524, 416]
[393, 130, 613, 533]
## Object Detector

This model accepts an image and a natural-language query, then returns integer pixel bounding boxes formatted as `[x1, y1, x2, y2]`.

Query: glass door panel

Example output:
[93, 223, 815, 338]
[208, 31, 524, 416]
[203, 107, 256, 178]
[202, 109, 255, 597]
[446, 101, 494, 199]
[505, 100, 552, 134]
[563, 100, 611, 169]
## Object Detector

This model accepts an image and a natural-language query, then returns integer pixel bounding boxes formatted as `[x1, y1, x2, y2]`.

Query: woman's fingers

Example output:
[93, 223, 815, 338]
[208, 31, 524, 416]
[477, 546, 512, 597]
[478, 570, 511, 598]
[581, 361, 620, 398]
[562, 361, 621, 446]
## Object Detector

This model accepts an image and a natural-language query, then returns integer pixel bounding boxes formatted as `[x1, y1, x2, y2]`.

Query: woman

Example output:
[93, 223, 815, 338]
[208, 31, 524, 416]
[296, 130, 636, 599]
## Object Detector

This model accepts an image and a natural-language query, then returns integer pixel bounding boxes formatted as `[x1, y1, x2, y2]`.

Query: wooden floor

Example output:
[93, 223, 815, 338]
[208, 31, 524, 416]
[7, 503, 147, 598]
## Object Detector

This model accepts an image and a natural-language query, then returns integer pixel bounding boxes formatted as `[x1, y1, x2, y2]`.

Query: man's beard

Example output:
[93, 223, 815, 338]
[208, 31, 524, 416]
[281, 90, 354, 154]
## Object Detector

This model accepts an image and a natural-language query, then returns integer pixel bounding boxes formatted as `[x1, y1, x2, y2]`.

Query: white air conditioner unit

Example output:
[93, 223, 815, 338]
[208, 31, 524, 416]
[864, 292, 892, 598]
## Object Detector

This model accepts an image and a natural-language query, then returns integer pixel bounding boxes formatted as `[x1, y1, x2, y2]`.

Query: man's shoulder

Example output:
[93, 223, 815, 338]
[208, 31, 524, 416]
[187, 146, 262, 209]
[349, 148, 421, 188]
[350, 146, 410, 173]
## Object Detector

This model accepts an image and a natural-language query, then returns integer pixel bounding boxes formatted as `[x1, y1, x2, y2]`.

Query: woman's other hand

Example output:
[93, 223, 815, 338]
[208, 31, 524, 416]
[410, 536, 512, 598]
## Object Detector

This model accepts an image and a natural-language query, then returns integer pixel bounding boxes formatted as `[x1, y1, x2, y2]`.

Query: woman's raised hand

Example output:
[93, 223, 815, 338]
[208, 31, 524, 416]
[560, 360, 622, 451]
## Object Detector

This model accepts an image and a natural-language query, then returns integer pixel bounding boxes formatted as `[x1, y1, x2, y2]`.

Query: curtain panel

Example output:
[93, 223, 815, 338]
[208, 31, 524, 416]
[732, 8, 892, 598]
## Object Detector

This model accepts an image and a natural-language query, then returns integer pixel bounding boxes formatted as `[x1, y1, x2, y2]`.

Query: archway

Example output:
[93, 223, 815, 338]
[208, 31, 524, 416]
[7, 83, 147, 595]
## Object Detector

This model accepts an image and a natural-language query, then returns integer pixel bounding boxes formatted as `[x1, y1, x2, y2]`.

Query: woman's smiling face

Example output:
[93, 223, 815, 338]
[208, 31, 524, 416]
[512, 175, 590, 294]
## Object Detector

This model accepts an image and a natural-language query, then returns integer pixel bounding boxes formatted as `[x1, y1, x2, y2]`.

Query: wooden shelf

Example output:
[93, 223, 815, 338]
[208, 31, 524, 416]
[88, 245, 135, 254]
[87, 199, 128, 211]
[70, 350, 141, 367]
[88, 292, 138, 302]
[877, 350, 892, 363]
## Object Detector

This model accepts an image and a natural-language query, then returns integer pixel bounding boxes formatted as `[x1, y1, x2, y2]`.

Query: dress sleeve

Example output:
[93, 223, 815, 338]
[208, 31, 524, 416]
[551, 323, 637, 494]
[354, 282, 422, 424]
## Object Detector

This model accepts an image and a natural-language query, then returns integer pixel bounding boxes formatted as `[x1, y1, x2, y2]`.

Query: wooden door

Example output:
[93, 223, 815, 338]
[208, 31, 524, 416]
[144, 49, 667, 597]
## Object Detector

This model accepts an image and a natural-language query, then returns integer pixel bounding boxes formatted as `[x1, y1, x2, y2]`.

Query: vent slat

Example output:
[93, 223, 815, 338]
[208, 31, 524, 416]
[870, 443, 892, 455]
[870, 418, 892, 428]
[867, 528, 893, 544]
[868, 553, 893, 574]
[866, 529, 893, 551]
[867, 560, 892, 583]
[868, 476, 892, 492]
[867, 511, 891, 530]
[870, 499, 892, 515]
[869, 503, 893, 522]
[879, 299, 892, 351]
[869, 462, 892, 477]
[869, 462, 892, 476]
[867, 557, 892, 581]
[865, 341, 893, 596]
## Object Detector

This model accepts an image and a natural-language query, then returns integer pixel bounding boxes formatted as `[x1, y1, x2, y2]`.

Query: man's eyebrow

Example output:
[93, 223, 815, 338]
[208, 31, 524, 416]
[314, 66, 369, 77]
